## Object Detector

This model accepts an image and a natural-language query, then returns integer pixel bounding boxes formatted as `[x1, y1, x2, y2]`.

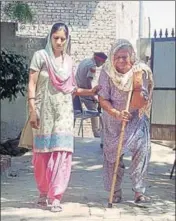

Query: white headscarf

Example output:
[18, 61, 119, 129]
[43, 23, 71, 81]
[103, 39, 154, 118]
[103, 39, 138, 91]
[39, 23, 76, 93]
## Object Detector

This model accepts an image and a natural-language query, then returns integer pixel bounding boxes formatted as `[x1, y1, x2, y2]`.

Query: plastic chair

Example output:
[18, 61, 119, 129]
[73, 96, 103, 145]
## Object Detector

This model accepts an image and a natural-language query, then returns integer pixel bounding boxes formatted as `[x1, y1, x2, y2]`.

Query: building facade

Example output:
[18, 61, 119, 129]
[1, 1, 140, 62]
[1, 1, 141, 140]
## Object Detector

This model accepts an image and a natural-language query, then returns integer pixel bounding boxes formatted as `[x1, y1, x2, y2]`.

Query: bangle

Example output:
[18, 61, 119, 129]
[28, 97, 35, 101]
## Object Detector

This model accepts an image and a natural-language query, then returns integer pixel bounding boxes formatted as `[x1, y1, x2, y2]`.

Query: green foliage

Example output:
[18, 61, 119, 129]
[0, 50, 28, 101]
[4, 1, 34, 23]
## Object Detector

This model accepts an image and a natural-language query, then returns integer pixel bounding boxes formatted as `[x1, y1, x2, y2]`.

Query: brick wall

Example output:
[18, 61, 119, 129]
[1, 1, 117, 63]
[1, 1, 139, 62]
[1, 1, 140, 140]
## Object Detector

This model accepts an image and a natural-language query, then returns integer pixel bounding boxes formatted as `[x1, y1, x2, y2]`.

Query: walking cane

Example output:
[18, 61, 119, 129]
[108, 88, 133, 208]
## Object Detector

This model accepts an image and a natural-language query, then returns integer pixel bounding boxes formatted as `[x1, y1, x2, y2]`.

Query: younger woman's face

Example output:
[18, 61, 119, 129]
[51, 29, 67, 53]
[113, 48, 132, 74]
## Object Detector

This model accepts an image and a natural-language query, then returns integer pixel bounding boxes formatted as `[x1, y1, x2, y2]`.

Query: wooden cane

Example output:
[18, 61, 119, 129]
[108, 88, 133, 208]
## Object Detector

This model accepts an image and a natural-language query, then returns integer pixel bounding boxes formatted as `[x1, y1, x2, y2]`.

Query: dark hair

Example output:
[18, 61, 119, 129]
[50, 22, 69, 39]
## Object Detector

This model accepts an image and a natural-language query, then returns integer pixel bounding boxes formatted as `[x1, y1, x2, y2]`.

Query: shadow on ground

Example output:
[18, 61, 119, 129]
[1, 137, 175, 220]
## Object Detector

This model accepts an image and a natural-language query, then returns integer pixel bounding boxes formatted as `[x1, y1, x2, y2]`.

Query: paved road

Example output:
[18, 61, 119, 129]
[1, 137, 175, 221]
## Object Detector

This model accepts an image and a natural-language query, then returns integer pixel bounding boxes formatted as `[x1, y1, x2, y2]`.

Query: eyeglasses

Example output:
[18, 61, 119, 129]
[114, 56, 129, 61]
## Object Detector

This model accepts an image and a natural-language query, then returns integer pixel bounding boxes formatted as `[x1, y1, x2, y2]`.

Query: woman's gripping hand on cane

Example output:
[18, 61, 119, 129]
[113, 110, 132, 122]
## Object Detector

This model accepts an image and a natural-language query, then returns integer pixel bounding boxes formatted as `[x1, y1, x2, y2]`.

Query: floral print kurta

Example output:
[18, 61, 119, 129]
[30, 51, 74, 153]
[98, 69, 152, 193]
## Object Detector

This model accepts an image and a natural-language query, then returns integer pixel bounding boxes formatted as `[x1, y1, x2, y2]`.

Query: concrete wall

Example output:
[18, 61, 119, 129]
[115, 1, 139, 50]
[136, 38, 152, 63]
[1, 22, 46, 62]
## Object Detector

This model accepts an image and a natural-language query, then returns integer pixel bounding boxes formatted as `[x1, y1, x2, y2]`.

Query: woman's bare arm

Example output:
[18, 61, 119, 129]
[73, 88, 94, 96]
[99, 96, 131, 121]
[99, 96, 119, 117]
[28, 70, 39, 113]
[73, 85, 101, 96]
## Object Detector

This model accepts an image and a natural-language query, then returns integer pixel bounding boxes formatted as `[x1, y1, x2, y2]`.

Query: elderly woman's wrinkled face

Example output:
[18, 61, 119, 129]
[113, 48, 132, 74]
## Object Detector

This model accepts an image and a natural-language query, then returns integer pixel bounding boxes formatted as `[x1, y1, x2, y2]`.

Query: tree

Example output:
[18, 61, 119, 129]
[0, 50, 28, 101]
[4, 1, 34, 23]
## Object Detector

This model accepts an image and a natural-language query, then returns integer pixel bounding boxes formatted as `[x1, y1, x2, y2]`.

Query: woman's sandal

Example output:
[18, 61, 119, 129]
[46, 198, 52, 207]
[36, 195, 47, 207]
[134, 194, 151, 204]
[113, 189, 122, 203]
[51, 199, 62, 212]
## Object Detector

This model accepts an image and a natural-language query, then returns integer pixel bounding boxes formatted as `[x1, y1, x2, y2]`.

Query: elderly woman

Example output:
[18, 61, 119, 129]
[25, 23, 100, 212]
[98, 39, 154, 203]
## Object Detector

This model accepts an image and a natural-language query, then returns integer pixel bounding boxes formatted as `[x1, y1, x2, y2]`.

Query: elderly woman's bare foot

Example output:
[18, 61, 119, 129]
[134, 193, 151, 203]
[112, 189, 122, 203]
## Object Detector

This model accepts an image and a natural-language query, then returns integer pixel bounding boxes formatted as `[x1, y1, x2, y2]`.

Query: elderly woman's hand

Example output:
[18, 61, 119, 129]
[114, 110, 132, 122]
[132, 64, 143, 73]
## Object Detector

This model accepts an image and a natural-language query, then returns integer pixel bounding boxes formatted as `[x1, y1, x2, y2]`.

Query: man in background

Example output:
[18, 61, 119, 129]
[75, 52, 107, 137]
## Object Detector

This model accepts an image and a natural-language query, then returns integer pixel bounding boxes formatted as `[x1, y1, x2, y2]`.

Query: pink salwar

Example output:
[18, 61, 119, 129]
[32, 151, 72, 201]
